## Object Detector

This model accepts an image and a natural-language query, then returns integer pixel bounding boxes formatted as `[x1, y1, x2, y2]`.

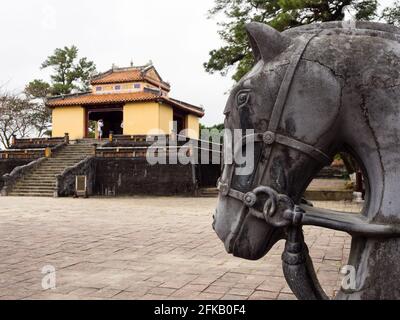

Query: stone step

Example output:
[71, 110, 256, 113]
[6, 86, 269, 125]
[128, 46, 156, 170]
[17, 179, 56, 183]
[32, 167, 67, 173]
[5, 143, 95, 196]
[23, 173, 57, 177]
[33, 169, 64, 171]
[33, 167, 65, 170]
[38, 167, 77, 170]
[39, 162, 77, 165]
[12, 188, 55, 193]
[13, 181, 54, 185]
[22, 174, 56, 179]
[33, 167, 65, 169]
[15, 183, 56, 187]
[20, 181, 55, 185]
[52, 156, 90, 159]
[9, 189, 54, 193]
[46, 163, 85, 165]
[15, 180, 54, 184]
[13, 184, 54, 188]
[26, 172, 58, 176]
[53, 157, 90, 159]
[15, 180, 55, 184]
[39, 162, 75, 164]
[8, 192, 53, 197]
[23, 176, 57, 180]
[49, 158, 87, 161]
[198, 188, 219, 198]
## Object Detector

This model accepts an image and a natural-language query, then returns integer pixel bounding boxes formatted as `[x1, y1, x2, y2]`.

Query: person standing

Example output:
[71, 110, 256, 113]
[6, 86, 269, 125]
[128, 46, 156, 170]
[98, 119, 104, 140]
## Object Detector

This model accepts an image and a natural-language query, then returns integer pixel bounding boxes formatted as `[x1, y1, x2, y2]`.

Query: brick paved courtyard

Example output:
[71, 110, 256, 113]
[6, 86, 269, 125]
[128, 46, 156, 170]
[0, 197, 360, 300]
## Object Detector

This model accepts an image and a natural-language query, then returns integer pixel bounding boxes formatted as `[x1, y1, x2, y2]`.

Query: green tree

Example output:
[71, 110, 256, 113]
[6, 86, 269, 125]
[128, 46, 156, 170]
[27, 45, 96, 98]
[24, 79, 51, 99]
[200, 123, 225, 143]
[205, 0, 400, 81]
[382, 1, 400, 25]
[24, 80, 52, 137]
[40, 45, 96, 95]
[24, 46, 96, 138]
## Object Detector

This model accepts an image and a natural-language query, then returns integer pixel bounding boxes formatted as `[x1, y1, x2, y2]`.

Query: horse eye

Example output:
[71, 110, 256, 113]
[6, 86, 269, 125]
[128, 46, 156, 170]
[237, 92, 249, 106]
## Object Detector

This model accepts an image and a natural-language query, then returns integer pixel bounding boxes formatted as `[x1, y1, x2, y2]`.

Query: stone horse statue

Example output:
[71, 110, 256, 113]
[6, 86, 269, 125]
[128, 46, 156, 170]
[213, 21, 400, 300]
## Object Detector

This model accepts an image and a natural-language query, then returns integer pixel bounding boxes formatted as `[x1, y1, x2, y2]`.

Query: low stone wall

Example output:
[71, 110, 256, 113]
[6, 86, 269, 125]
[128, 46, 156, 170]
[0, 159, 35, 190]
[12, 137, 66, 149]
[93, 158, 196, 196]
[56, 157, 96, 197]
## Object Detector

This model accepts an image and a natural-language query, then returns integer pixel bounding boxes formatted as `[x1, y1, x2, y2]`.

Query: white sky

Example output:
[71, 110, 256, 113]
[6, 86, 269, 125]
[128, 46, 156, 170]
[0, 0, 396, 126]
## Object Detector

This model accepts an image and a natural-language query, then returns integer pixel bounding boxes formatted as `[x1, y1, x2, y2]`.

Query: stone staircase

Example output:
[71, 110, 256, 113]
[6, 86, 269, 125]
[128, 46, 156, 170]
[8, 140, 96, 197]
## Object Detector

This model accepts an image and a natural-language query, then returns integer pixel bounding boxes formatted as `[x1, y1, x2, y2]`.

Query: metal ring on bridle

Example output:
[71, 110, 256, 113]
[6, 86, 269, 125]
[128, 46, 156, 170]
[263, 131, 276, 145]
[243, 192, 257, 207]
[241, 187, 279, 217]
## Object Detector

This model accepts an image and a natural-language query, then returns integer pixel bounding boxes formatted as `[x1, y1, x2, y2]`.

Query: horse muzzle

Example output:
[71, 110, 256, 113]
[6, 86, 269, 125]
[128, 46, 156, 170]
[213, 194, 285, 260]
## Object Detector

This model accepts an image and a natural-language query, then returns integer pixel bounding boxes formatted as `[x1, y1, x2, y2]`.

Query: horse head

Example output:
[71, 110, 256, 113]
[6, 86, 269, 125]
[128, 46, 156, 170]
[213, 22, 342, 261]
[213, 21, 400, 299]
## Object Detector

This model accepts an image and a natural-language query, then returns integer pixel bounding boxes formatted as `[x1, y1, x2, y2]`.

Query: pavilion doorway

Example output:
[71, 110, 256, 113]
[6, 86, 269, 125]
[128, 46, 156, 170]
[87, 107, 123, 138]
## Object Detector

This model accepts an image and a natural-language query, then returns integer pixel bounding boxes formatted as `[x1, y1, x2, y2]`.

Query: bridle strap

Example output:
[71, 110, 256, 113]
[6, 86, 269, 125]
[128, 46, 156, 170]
[268, 33, 317, 133]
[274, 134, 330, 164]
[246, 132, 331, 165]
[262, 33, 325, 167]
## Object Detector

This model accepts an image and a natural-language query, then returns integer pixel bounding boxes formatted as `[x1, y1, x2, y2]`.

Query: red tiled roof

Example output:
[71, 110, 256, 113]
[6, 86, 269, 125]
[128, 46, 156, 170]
[91, 67, 170, 91]
[91, 69, 142, 84]
[46, 92, 204, 117]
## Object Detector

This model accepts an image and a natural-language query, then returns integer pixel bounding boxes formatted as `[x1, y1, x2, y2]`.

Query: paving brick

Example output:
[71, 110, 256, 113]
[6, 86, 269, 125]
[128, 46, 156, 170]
[277, 293, 297, 300]
[0, 197, 356, 300]
[149, 287, 176, 296]
[248, 290, 278, 300]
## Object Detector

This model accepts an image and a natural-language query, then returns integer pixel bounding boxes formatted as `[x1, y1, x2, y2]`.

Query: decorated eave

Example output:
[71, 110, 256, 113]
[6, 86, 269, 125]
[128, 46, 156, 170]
[45, 91, 205, 117]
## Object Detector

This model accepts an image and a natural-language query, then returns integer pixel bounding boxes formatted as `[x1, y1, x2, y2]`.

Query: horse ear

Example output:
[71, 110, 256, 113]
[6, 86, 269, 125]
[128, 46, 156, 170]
[246, 22, 291, 62]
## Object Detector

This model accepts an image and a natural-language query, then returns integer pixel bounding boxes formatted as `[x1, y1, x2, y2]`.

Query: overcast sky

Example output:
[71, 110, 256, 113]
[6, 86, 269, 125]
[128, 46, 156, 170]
[0, 0, 396, 126]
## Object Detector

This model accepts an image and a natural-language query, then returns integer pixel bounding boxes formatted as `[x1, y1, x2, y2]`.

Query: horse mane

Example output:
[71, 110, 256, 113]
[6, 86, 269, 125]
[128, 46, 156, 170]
[283, 21, 400, 43]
